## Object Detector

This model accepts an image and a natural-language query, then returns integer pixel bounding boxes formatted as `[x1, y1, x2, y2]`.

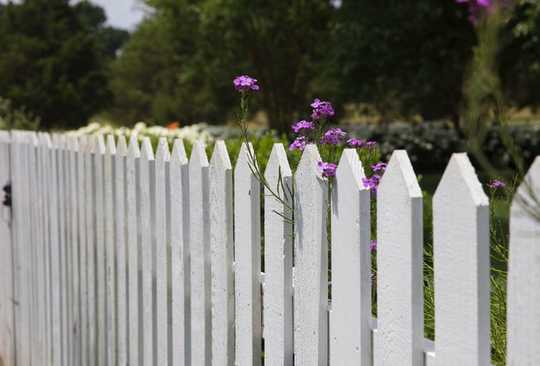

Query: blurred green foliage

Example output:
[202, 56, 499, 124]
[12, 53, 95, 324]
[0, 97, 39, 130]
[0, 0, 129, 130]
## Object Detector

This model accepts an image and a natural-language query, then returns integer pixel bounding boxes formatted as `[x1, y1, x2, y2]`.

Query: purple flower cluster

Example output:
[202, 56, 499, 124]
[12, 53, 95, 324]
[362, 175, 381, 193]
[320, 128, 346, 145]
[370, 240, 377, 252]
[292, 120, 315, 134]
[311, 98, 335, 120]
[318, 161, 337, 178]
[488, 179, 506, 190]
[371, 162, 387, 173]
[233, 75, 260, 92]
[289, 136, 307, 151]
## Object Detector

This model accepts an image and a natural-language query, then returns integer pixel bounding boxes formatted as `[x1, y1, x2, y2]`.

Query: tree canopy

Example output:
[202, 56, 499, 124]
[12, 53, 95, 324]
[0, 0, 129, 130]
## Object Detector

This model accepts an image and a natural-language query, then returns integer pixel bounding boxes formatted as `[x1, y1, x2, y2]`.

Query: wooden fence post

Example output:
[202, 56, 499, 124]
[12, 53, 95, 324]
[0, 131, 13, 366]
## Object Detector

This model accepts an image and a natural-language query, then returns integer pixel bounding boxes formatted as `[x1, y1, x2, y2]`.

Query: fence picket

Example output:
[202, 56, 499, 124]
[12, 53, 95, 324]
[0, 131, 13, 366]
[48, 134, 62, 366]
[105, 135, 117, 366]
[139, 137, 155, 366]
[209, 141, 234, 366]
[170, 139, 189, 366]
[36, 134, 49, 365]
[115, 135, 128, 366]
[263, 143, 293, 366]
[68, 136, 81, 365]
[85, 136, 98, 366]
[11, 132, 31, 366]
[77, 135, 88, 366]
[374, 150, 423, 366]
[507, 156, 540, 365]
[330, 149, 371, 366]
[94, 134, 107, 366]
[126, 135, 141, 366]
[294, 144, 328, 366]
[432, 153, 490, 366]
[189, 141, 211, 366]
[155, 138, 170, 366]
[234, 143, 262, 366]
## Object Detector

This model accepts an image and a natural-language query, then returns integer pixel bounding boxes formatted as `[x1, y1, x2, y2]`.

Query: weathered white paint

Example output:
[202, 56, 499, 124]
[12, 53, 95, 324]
[0, 132, 13, 366]
[139, 137, 155, 366]
[234, 143, 262, 366]
[189, 141, 211, 366]
[49, 134, 63, 366]
[507, 156, 540, 365]
[105, 135, 117, 366]
[263, 143, 293, 366]
[94, 134, 107, 366]
[433, 153, 490, 366]
[115, 135, 128, 366]
[155, 138, 170, 366]
[330, 149, 372, 366]
[77, 135, 89, 366]
[209, 141, 234, 366]
[375, 150, 423, 366]
[126, 135, 141, 366]
[11, 132, 31, 366]
[169, 139, 189, 366]
[68, 136, 81, 365]
[294, 144, 328, 366]
[85, 136, 97, 366]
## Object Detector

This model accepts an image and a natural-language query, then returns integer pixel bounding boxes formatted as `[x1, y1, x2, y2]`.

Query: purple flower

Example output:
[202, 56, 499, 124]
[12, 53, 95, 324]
[310, 98, 335, 120]
[233, 75, 260, 92]
[347, 138, 364, 148]
[365, 140, 377, 149]
[320, 128, 346, 145]
[289, 136, 307, 151]
[318, 161, 337, 178]
[292, 120, 315, 134]
[362, 175, 381, 192]
[371, 162, 387, 173]
[370, 240, 377, 252]
[488, 179, 506, 190]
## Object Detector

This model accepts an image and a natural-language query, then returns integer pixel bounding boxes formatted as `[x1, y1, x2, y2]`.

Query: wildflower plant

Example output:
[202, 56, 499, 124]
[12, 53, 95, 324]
[233, 74, 385, 226]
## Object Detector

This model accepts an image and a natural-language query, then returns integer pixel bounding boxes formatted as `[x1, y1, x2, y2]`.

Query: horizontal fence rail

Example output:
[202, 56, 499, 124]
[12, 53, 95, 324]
[0, 130, 539, 366]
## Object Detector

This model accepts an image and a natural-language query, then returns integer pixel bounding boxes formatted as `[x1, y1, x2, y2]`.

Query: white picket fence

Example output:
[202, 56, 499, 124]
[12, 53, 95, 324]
[0, 130, 539, 366]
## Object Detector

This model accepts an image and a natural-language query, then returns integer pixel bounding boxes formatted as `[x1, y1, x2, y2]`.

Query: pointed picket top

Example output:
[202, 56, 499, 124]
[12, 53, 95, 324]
[336, 148, 365, 185]
[210, 140, 232, 171]
[96, 134, 106, 154]
[37, 132, 49, 148]
[140, 137, 154, 161]
[87, 135, 98, 154]
[171, 138, 188, 164]
[432, 152, 490, 366]
[297, 144, 323, 179]
[116, 135, 128, 156]
[264, 143, 292, 181]
[379, 150, 421, 198]
[235, 142, 257, 177]
[128, 134, 140, 158]
[374, 150, 424, 366]
[105, 135, 116, 156]
[190, 140, 209, 167]
[434, 153, 488, 206]
[156, 137, 171, 161]
[507, 156, 540, 365]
